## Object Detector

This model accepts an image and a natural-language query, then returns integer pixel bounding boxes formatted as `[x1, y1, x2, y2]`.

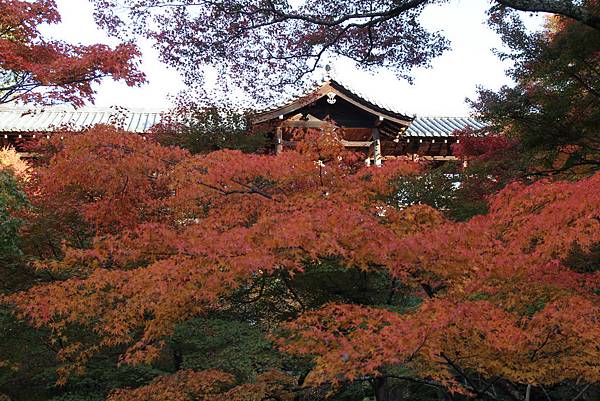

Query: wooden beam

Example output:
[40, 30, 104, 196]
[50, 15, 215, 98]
[372, 128, 382, 166]
[16, 152, 37, 158]
[280, 120, 334, 128]
[283, 139, 372, 148]
[333, 89, 412, 126]
[341, 140, 373, 147]
[275, 127, 283, 155]
[252, 86, 330, 123]
[383, 155, 459, 161]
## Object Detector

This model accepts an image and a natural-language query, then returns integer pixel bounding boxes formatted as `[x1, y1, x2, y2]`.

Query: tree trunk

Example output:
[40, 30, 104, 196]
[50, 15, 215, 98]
[372, 377, 409, 401]
[373, 377, 391, 401]
[171, 344, 182, 371]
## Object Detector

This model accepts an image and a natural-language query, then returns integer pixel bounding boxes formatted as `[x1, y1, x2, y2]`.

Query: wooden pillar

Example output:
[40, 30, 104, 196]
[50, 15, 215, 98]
[372, 128, 382, 166]
[275, 126, 283, 155]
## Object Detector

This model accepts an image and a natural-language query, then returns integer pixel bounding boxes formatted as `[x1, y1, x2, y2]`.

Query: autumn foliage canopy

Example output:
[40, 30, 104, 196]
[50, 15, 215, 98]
[0, 1, 599, 401]
[3, 125, 598, 400]
[0, 0, 144, 105]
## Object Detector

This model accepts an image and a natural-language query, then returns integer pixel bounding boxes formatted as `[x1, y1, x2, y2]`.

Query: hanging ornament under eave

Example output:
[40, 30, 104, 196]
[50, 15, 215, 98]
[326, 91, 337, 104]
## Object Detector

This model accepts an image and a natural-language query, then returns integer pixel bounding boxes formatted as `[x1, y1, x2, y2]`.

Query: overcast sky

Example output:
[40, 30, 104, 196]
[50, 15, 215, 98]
[41, 0, 544, 116]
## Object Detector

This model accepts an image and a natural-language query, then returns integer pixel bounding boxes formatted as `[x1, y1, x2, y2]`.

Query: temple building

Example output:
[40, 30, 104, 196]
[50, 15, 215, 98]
[0, 78, 486, 162]
[252, 79, 486, 165]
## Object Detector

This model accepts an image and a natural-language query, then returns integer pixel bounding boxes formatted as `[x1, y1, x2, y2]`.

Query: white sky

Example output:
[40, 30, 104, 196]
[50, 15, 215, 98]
[41, 0, 545, 116]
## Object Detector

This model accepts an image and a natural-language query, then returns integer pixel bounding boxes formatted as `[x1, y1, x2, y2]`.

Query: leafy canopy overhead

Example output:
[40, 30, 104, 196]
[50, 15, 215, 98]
[0, 0, 145, 105]
[472, 1, 600, 175]
[89, 0, 600, 103]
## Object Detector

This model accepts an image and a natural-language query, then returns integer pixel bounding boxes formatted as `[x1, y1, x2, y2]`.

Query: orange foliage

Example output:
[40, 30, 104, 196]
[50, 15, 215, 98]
[107, 369, 293, 401]
[108, 369, 235, 401]
[5, 126, 600, 396]
[280, 173, 600, 390]
[0, 146, 29, 179]
[8, 126, 428, 371]
[32, 126, 188, 233]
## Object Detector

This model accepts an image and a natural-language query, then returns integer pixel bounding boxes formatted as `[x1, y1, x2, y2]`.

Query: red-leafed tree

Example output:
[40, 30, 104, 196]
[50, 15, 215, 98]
[87, 0, 600, 104]
[281, 174, 600, 398]
[0, 0, 145, 106]
[472, 1, 600, 176]
[5, 127, 599, 401]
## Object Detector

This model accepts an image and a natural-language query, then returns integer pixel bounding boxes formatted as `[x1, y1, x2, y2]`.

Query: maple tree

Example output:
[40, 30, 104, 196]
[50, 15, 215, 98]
[389, 128, 523, 221]
[471, 1, 600, 176]
[0, 0, 145, 105]
[0, 169, 24, 261]
[87, 0, 600, 103]
[0, 3, 599, 399]
[280, 174, 600, 399]
[0, 150, 43, 401]
[1, 125, 597, 401]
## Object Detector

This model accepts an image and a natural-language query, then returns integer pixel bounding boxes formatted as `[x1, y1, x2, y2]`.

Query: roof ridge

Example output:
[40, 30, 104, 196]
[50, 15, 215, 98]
[255, 74, 411, 118]
[414, 115, 480, 119]
[0, 105, 169, 113]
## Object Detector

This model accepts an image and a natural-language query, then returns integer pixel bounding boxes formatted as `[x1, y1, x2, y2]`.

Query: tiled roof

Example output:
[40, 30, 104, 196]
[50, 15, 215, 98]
[253, 77, 412, 123]
[329, 79, 412, 122]
[405, 116, 487, 137]
[0, 106, 487, 138]
[0, 106, 166, 133]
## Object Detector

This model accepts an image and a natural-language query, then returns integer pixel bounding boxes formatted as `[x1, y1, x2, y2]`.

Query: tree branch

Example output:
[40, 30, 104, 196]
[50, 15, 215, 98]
[496, 0, 600, 31]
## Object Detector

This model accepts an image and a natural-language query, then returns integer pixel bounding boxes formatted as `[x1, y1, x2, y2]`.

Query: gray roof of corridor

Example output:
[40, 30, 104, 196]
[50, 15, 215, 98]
[0, 107, 487, 138]
[0, 107, 165, 134]
[404, 116, 487, 137]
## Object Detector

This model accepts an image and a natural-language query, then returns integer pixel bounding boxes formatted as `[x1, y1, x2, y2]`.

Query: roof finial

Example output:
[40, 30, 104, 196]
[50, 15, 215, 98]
[324, 63, 332, 82]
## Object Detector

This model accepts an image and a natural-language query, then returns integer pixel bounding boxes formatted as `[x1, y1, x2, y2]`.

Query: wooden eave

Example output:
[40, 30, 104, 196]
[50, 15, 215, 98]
[252, 80, 413, 126]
